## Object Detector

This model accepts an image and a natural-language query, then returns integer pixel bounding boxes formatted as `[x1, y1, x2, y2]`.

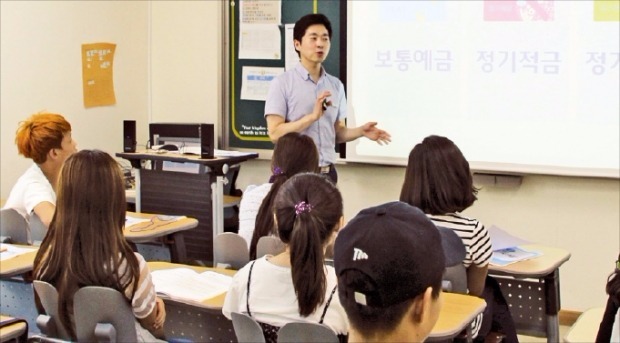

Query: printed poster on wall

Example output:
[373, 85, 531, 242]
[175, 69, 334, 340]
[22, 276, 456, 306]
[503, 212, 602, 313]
[82, 42, 116, 108]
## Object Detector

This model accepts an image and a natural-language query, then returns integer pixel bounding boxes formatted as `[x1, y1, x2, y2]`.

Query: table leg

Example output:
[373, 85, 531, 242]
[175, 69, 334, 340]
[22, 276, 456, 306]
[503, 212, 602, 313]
[544, 269, 561, 343]
[167, 233, 187, 264]
[211, 175, 225, 260]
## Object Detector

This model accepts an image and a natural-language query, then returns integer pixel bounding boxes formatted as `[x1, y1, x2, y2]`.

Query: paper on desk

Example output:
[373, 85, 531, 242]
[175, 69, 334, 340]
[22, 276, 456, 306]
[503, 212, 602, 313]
[125, 216, 151, 227]
[0, 243, 36, 261]
[215, 149, 257, 157]
[151, 268, 232, 303]
[488, 225, 532, 251]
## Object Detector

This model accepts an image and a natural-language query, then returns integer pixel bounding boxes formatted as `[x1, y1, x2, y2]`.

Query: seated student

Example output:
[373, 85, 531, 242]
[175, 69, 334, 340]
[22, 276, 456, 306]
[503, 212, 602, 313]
[223, 173, 349, 342]
[33, 150, 166, 342]
[399, 135, 517, 342]
[597, 253, 620, 342]
[334, 201, 445, 342]
[3, 112, 78, 229]
[237, 132, 319, 259]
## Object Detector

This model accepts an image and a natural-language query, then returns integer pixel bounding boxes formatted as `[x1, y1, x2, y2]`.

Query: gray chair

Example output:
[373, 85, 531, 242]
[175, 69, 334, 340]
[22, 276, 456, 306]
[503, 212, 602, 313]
[276, 322, 339, 343]
[29, 213, 47, 246]
[213, 232, 249, 269]
[73, 286, 137, 342]
[0, 208, 29, 244]
[231, 312, 266, 343]
[32, 281, 72, 341]
[437, 226, 468, 294]
[256, 236, 286, 259]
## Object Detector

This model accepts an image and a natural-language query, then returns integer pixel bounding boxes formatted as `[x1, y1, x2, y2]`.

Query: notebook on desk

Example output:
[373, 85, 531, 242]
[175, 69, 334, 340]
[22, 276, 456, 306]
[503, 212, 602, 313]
[488, 225, 541, 266]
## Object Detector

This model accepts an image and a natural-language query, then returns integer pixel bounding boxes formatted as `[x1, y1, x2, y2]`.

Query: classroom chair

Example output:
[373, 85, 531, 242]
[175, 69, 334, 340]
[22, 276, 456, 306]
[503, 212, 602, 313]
[73, 286, 137, 342]
[437, 227, 468, 294]
[0, 208, 29, 244]
[276, 322, 339, 343]
[29, 214, 46, 246]
[32, 281, 71, 341]
[213, 232, 249, 269]
[231, 312, 266, 343]
[255, 236, 286, 259]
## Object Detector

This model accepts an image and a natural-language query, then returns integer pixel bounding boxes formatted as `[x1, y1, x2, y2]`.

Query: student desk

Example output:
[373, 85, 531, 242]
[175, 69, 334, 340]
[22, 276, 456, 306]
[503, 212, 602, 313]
[0, 245, 37, 279]
[124, 211, 198, 263]
[117, 151, 258, 265]
[563, 307, 604, 343]
[0, 315, 28, 342]
[148, 262, 487, 342]
[488, 244, 571, 343]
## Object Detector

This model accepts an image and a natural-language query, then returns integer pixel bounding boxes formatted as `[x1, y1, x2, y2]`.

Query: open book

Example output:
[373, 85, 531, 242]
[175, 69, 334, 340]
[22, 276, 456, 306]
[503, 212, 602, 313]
[150, 268, 232, 304]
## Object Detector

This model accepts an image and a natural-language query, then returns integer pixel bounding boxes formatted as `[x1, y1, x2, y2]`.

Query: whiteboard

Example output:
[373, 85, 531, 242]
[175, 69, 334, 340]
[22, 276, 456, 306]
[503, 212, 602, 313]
[346, 1, 619, 178]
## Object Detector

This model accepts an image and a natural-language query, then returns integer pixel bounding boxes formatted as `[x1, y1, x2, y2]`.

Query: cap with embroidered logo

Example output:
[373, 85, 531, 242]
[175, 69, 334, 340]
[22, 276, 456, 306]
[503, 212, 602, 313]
[334, 201, 446, 308]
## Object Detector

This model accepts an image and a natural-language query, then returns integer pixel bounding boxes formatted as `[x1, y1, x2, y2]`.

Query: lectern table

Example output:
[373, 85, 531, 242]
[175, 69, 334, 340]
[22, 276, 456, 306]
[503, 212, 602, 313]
[116, 151, 258, 264]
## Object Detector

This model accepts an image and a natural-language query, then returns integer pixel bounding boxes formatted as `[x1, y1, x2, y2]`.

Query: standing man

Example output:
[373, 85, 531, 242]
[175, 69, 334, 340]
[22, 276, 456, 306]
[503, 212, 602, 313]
[265, 13, 391, 183]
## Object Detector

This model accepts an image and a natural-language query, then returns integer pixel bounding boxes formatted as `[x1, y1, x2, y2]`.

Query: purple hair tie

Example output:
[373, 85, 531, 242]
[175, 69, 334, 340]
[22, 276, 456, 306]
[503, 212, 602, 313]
[273, 167, 284, 176]
[294, 201, 313, 215]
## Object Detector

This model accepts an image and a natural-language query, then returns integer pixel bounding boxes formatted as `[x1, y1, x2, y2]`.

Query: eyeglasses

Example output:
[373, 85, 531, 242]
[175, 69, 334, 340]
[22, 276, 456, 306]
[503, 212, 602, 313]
[128, 215, 178, 232]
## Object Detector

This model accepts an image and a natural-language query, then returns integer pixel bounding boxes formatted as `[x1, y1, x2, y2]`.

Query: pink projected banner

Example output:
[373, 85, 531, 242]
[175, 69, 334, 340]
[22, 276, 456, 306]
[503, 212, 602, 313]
[484, 0, 555, 21]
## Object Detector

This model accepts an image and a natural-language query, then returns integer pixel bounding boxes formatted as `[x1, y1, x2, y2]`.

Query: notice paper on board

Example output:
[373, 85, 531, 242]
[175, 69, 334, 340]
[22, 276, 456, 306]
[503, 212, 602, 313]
[240, 66, 284, 101]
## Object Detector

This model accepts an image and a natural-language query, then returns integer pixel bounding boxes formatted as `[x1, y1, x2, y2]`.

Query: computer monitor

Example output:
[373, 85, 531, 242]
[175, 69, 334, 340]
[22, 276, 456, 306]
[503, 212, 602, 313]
[149, 122, 214, 158]
[149, 123, 202, 148]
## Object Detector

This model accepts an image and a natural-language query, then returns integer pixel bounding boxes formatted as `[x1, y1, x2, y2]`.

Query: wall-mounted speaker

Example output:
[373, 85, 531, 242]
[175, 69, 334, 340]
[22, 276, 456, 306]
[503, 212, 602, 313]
[200, 123, 214, 159]
[123, 120, 136, 153]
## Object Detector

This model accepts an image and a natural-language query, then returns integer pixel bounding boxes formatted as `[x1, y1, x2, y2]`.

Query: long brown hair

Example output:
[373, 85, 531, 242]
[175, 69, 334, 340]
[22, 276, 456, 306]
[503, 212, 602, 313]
[15, 112, 71, 164]
[249, 132, 318, 259]
[274, 173, 342, 316]
[33, 150, 138, 339]
[400, 135, 478, 214]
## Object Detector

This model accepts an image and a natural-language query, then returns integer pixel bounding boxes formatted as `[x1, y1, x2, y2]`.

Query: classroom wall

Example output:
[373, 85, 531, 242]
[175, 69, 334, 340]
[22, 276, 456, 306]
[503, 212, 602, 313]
[1, 1, 150, 192]
[1, 1, 618, 314]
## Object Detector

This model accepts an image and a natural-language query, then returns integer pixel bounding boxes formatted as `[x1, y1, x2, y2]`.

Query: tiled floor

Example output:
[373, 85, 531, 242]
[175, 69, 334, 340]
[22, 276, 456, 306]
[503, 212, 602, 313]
[517, 325, 570, 342]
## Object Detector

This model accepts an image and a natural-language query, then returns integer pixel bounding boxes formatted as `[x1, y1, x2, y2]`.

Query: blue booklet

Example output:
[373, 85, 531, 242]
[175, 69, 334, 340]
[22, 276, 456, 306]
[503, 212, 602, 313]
[491, 246, 541, 266]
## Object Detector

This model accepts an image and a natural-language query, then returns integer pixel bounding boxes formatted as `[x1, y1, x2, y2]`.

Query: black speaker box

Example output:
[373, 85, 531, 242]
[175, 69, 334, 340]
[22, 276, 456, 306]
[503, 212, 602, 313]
[200, 123, 214, 159]
[123, 120, 136, 153]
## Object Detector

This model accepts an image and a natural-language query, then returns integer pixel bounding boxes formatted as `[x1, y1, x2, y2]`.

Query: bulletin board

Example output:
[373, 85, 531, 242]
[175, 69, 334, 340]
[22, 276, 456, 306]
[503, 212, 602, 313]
[226, 0, 345, 150]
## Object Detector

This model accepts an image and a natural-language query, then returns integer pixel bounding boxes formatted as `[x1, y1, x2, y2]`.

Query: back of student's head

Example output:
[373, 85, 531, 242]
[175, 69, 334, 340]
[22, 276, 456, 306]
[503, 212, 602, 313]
[334, 201, 444, 341]
[250, 132, 319, 259]
[15, 112, 71, 164]
[33, 149, 138, 339]
[274, 172, 342, 317]
[400, 135, 478, 215]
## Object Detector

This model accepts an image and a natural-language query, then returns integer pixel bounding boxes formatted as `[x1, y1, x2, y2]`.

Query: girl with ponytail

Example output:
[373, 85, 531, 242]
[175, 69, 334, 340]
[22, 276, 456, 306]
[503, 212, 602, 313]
[223, 173, 348, 342]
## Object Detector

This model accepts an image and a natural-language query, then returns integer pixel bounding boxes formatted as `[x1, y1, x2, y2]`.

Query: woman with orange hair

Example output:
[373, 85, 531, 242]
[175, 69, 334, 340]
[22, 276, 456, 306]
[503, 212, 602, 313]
[3, 112, 77, 229]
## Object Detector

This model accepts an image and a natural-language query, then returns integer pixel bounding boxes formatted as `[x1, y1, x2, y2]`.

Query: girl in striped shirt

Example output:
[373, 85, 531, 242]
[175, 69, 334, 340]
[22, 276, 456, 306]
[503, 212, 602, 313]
[400, 135, 517, 343]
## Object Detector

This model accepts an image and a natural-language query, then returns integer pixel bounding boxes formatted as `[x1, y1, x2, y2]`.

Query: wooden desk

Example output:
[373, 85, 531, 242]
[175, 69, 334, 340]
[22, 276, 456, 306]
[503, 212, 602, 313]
[489, 244, 571, 343]
[563, 307, 604, 343]
[0, 244, 38, 278]
[125, 211, 198, 263]
[148, 262, 486, 342]
[427, 292, 486, 342]
[0, 315, 28, 342]
[117, 151, 258, 264]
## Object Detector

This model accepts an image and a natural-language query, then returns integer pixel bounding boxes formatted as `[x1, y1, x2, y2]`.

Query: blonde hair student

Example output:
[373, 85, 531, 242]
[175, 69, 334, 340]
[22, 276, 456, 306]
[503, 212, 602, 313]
[223, 173, 348, 342]
[3, 112, 77, 228]
[33, 150, 165, 341]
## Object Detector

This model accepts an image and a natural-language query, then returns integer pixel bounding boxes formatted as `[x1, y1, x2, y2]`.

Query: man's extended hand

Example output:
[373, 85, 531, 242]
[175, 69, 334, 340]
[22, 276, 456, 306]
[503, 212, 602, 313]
[361, 122, 391, 145]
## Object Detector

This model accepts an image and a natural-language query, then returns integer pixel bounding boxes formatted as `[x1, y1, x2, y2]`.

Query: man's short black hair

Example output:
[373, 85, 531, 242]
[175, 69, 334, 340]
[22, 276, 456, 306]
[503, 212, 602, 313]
[293, 13, 332, 43]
